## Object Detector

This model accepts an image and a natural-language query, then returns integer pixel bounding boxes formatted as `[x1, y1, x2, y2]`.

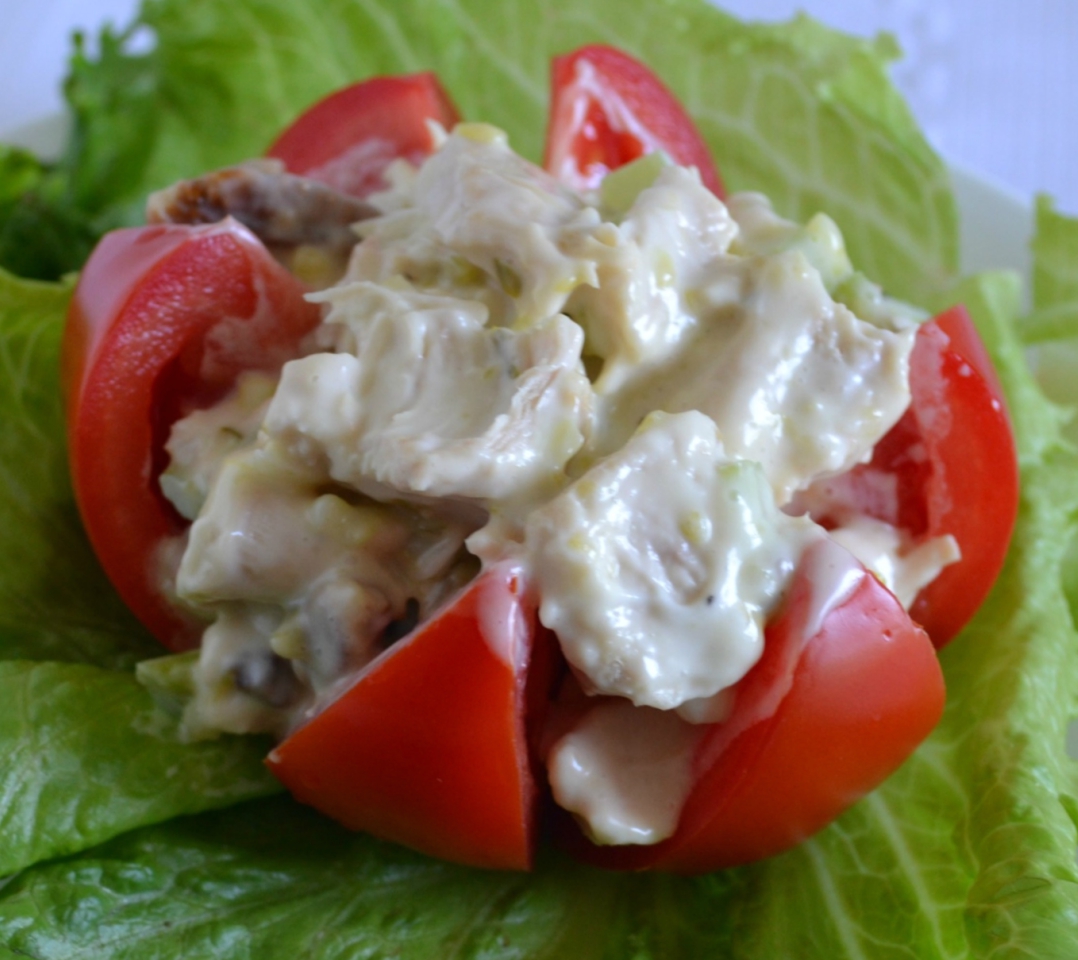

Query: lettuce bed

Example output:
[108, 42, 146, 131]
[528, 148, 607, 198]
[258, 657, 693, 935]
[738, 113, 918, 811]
[2, 0, 1078, 956]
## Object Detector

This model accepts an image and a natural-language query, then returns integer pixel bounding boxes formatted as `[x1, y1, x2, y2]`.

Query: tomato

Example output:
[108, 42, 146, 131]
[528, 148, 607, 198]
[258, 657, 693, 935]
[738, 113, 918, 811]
[267, 566, 557, 871]
[63, 221, 321, 650]
[544, 44, 724, 196]
[266, 73, 461, 198]
[804, 306, 1019, 646]
[558, 539, 946, 874]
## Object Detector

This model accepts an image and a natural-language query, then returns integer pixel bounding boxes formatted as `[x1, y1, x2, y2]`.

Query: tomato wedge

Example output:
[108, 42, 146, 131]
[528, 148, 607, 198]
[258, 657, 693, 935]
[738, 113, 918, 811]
[268, 566, 554, 870]
[63, 220, 321, 649]
[560, 539, 945, 874]
[267, 73, 461, 198]
[544, 45, 724, 196]
[804, 306, 1018, 646]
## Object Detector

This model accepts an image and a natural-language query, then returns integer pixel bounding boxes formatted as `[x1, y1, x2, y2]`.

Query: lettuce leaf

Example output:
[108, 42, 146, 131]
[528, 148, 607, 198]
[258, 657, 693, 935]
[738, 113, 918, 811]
[0, 660, 281, 878]
[0, 797, 739, 959]
[0, 269, 157, 669]
[1023, 198, 1078, 447]
[0, 0, 1076, 957]
[1032, 196, 1078, 315]
[0, 147, 99, 281]
[1023, 197, 1078, 667]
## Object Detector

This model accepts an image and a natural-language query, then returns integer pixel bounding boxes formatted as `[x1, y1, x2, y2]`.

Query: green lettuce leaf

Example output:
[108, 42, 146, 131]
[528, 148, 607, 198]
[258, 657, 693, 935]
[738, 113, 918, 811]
[0, 27, 166, 280]
[1024, 195, 1078, 661]
[0, 147, 98, 281]
[1031, 195, 1078, 316]
[0, 660, 280, 878]
[936, 275, 1078, 955]
[1023, 197, 1078, 446]
[0, 797, 739, 959]
[0, 269, 157, 669]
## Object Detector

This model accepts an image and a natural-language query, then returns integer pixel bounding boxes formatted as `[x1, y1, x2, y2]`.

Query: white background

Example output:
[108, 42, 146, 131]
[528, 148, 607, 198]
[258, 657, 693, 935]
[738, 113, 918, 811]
[720, 0, 1078, 212]
[1, 0, 1076, 213]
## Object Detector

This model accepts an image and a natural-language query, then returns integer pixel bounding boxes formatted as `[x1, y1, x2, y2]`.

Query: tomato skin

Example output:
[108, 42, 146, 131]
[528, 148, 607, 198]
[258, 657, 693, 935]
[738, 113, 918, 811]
[560, 541, 945, 874]
[544, 45, 724, 196]
[268, 566, 552, 871]
[266, 73, 461, 197]
[905, 307, 1018, 642]
[63, 220, 321, 650]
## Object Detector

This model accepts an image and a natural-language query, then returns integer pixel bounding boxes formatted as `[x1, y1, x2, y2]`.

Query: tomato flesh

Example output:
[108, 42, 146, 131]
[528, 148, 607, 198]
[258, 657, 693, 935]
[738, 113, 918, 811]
[544, 45, 724, 196]
[267, 73, 460, 197]
[561, 540, 945, 873]
[63, 221, 321, 649]
[268, 566, 549, 871]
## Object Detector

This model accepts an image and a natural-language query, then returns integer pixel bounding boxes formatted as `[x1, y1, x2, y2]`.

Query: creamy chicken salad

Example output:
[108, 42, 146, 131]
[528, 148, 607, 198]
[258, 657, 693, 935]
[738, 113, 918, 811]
[148, 121, 957, 847]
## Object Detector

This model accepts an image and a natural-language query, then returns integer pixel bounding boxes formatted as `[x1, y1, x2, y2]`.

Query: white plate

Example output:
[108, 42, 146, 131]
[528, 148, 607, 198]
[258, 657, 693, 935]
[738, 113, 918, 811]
[952, 165, 1031, 285]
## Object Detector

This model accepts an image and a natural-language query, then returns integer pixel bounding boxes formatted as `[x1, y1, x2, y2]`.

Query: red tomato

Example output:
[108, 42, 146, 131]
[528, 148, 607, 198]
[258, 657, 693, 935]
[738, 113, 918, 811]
[544, 45, 724, 196]
[559, 539, 946, 874]
[803, 306, 1018, 646]
[266, 73, 460, 197]
[267, 566, 556, 871]
[63, 221, 321, 650]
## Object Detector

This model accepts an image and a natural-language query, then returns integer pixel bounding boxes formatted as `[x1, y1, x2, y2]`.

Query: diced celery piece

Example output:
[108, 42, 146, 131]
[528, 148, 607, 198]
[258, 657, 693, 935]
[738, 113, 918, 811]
[136, 650, 200, 717]
[599, 151, 671, 220]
